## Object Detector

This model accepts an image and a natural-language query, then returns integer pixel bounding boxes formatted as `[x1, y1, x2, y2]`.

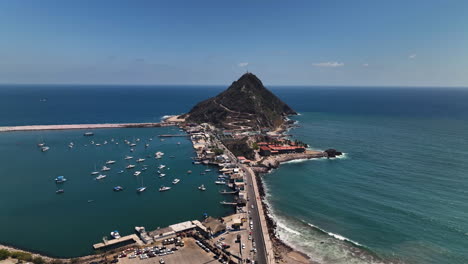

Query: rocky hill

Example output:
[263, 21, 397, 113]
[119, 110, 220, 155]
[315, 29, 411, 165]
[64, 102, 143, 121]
[184, 73, 297, 130]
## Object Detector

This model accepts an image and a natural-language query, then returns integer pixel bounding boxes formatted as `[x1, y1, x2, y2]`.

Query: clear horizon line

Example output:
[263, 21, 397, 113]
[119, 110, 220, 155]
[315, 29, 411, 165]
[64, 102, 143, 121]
[0, 82, 467, 89]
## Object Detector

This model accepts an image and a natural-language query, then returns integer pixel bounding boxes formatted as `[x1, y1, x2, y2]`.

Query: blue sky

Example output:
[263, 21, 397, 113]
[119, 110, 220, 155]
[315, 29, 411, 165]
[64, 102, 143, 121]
[0, 0, 467, 86]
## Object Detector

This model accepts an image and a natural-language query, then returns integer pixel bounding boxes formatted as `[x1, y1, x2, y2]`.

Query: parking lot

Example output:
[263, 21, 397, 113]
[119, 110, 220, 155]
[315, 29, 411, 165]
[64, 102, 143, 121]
[118, 238, 215, 264]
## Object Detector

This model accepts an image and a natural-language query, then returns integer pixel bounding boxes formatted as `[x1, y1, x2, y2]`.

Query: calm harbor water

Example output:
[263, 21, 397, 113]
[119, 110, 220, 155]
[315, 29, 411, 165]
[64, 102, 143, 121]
[1, 85, 468, 263]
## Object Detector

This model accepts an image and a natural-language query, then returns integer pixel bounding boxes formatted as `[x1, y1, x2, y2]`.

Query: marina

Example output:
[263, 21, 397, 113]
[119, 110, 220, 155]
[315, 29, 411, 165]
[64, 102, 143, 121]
[0, 126, 236, 257]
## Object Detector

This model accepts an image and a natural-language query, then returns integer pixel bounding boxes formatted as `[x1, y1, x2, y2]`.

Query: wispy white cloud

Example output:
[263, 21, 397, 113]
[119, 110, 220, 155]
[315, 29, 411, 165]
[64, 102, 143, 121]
[408, 54, 416, 59]
[363, 63, 369, 67]
[312, 61, 344, 67]
[238, 62, 249, 67]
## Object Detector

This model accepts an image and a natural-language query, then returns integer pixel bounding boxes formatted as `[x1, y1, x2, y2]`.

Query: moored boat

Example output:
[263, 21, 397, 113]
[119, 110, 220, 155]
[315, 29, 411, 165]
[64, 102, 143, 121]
[55, 176, 67, 183]
[159, 185, 171, 192]
[110, 230, 121, 239]
[95, 174, 107, 180]
[198, 184, 206, 191]
[113, 186, 124, 192]
[172, 178, 180, 184]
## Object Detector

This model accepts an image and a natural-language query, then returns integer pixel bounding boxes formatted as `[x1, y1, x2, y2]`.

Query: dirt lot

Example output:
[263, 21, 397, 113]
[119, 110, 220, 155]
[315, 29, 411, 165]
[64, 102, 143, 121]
[119, 238, 217, 264]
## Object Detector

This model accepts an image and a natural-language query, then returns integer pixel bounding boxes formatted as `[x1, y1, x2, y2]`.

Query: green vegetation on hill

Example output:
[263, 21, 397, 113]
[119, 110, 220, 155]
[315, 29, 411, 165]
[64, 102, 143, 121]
[185, 73, 296, 130]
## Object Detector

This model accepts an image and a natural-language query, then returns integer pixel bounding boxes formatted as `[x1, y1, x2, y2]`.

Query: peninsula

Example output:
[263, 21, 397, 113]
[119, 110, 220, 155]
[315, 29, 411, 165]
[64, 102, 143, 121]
[0, 73, 341, 264]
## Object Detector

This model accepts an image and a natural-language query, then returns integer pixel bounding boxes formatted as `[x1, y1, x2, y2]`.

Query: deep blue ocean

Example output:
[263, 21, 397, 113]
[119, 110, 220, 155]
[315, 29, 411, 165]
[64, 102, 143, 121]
[1, 85, 468, 263]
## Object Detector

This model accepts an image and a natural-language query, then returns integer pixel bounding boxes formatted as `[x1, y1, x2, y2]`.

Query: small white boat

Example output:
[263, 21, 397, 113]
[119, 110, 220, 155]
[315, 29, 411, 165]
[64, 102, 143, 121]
[158, 165, 166, 169]
[124, 156, 133, 160]
[156, 151, 165, 156]
[41, 146, 50, 152]
[101, 166, 111, 171]
[37, 143, 45, 147]
[134, 171, 141, 176]
[95, 174, 107, 180]
[55, 176, 67, 183]
[159, 174, 166, 178]
[159, 186, 171, 192]
[95, 143, 101, 146]
[106, 160, 116, 165]
[110, 230, 121, 239]
[136, 187, 147, 193]
[214, 180, 226, 185]
[172, 178, 180, 184]
[136, 158, 145, 163]
[84, 132, 94, 136]
[126, 164, 136, 169]
[130, 143, 137, 147]
[91, 171, 99, 175]
[198, 184, 206, 191]
[145, 144, 149, 148]
[205, 169, 211, 172]
[103, 141, 108, 145]
[130, 148, 134, 152]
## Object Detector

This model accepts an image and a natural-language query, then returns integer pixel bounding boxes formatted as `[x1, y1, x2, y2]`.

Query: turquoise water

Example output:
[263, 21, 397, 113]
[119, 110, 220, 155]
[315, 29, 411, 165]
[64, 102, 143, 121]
[263, 113, 468, 264]
[1, 85, 468, 263]
[0, 127, 234, 257]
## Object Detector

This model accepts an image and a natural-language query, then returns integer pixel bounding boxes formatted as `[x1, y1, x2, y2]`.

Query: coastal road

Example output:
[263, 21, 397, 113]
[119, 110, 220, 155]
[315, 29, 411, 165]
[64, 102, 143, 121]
[241, 164, 268, 264]
[216, 138, 269, 264]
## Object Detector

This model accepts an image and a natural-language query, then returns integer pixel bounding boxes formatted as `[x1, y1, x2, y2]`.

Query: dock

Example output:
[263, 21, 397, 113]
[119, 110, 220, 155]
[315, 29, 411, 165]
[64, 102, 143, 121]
[158, 134, 190, 137]
[220, 201, 237, 206]
[93, 234, 142, 250]
[0, 122, 174, 133]
[219, 190, 237, 194]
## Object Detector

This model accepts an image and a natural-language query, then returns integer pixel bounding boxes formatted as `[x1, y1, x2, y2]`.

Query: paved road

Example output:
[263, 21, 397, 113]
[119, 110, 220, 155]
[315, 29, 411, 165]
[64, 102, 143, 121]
[243, 164, 268, 264]
[217, 139, 268, 264]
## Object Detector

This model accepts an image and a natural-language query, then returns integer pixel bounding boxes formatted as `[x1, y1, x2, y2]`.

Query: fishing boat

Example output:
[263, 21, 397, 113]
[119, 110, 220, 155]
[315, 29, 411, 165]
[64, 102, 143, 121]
[84, 132, 94, 136]
[198, 184, 206, 191]
[110, 230, 121, 239]
[41, 146, 50, 152]
[101, 166, 111, 171]
[134, 171, 141, 176]
[95, 174, 107, 180]
[55, 176, 67, 183]
[214, 180, 226, 185]
[172, 178, 180, 184]
[159, 186, 171, 192]
[106, 160, 116, 164]
[126, 164, 136, 169]
[113, 186, 124, 192]
[124, 156, 133, 160]
[136, 158, 145, 163]
[56, 189, 64, 194]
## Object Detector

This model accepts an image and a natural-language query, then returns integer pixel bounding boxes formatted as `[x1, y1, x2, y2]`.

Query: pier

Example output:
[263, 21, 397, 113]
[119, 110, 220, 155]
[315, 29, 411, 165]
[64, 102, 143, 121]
[158, 134, 190, 137]
[220, 201, 238, 206]
[93, 234, 143, 250]
[0, 122, 175, 133]
[219, 190, 237, 194]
